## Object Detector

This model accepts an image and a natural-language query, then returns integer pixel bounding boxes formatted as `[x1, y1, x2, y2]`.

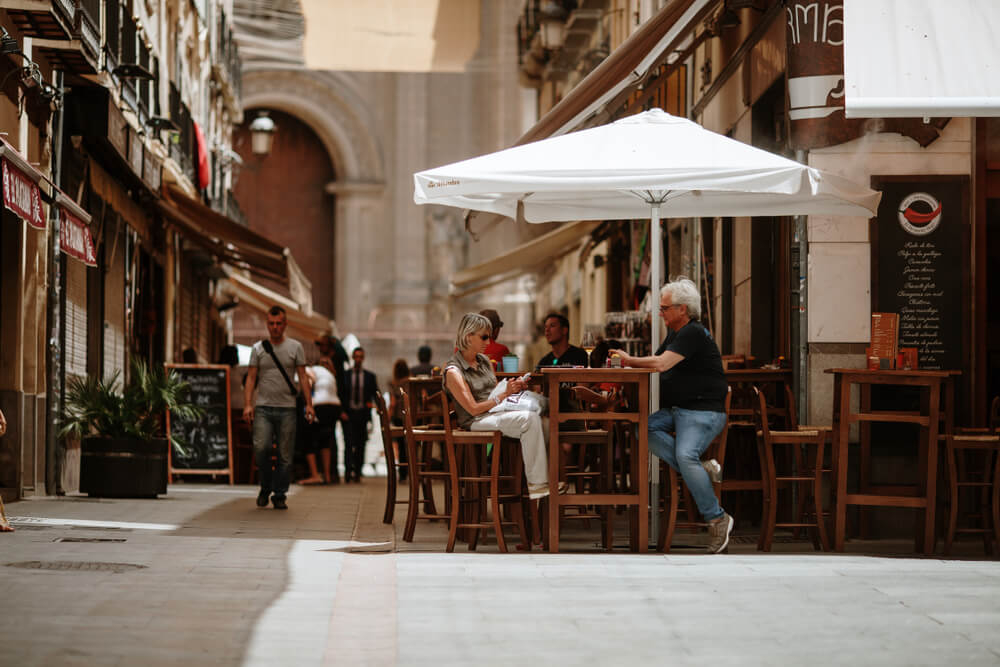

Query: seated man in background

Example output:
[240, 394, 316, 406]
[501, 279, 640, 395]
[537, 313, 588, 368]
[410, 345, 435, 376]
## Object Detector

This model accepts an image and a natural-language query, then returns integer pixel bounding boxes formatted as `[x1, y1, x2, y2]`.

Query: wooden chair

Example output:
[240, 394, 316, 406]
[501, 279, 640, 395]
[657, 388, 731, 553]
[374, 391, 407, 524]
[944, 434, 1000, 556]
[753, 386, 829, 552]
[556, 386, 617, 549]
[721, 354, 747, 370]
[440, 393, 529, 552]
[399, 387, 452, 542]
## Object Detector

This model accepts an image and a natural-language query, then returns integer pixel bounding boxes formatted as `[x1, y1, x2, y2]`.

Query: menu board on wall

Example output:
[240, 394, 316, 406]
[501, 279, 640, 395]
[871, 176, 969, 371]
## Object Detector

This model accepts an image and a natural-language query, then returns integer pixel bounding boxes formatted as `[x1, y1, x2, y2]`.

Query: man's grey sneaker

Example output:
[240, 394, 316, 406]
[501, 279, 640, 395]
[706, 513, 734, 554]
[272, 497, 288, 510]
[256, 490, 270, 508]
[702, 458, 723, 483]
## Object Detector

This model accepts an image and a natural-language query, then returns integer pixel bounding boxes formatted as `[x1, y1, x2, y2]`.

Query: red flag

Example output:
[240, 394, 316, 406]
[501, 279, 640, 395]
[193, 121, 210, 190]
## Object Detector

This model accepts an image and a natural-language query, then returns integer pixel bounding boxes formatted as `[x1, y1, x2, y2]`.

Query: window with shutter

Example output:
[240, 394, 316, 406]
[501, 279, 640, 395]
[64, 258, 88, 378]
[103, 232, 126, 384]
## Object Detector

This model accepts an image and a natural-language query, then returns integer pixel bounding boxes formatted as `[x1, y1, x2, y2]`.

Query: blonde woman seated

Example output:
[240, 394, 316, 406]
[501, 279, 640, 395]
[443, 312, 553, 500]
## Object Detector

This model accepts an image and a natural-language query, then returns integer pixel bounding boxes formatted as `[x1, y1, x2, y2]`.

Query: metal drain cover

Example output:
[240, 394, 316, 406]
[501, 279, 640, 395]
[53, 537, 127, 543]
[5, 560, 147, 573]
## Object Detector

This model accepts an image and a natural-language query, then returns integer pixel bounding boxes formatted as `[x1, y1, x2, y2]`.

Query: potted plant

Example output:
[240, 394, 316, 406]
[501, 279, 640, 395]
[60, 359, 202, 498]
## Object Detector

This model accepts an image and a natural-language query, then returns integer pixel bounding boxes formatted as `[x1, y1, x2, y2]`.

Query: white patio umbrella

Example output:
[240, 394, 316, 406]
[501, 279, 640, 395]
[414, 108, 880, 384]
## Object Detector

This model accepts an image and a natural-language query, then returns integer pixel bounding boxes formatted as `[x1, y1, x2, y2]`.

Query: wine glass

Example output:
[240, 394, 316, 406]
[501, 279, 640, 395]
[581, 330, 596, 368]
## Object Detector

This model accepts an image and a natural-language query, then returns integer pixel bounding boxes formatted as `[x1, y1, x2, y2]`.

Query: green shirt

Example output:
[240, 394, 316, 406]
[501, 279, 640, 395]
[443, 352, 497, 429]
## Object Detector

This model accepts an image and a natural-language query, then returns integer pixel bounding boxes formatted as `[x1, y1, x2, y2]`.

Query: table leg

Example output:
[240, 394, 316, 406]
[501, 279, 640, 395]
[637, 377, 649, 553]
[547, 375, 560, 553]
[860, 384, 872, 539]
[835, 376, 851, 551]
[923, 381, 941, 555]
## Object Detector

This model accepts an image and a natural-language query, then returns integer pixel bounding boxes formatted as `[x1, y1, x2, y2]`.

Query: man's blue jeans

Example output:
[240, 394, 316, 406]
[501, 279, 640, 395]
[649, 407, 728, 522]
[252, 406, 297, 500]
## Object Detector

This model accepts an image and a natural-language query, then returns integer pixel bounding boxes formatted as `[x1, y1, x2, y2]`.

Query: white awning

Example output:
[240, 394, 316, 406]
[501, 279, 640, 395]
[844, 0, 1000, 118]
[220, 266, 335, 342]
[450, 220, 600, 297]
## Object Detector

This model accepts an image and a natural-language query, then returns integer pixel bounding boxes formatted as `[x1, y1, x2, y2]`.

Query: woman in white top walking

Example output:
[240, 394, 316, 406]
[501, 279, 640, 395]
[301, 363, 342, 484]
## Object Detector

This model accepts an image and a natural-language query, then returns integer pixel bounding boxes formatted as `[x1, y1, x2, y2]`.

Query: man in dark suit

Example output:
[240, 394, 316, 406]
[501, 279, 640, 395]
[340, 346, 379, 482]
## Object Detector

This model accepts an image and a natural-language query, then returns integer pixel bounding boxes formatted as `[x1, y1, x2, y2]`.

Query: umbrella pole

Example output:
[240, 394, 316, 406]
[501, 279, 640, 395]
[649, 204, 661, 545]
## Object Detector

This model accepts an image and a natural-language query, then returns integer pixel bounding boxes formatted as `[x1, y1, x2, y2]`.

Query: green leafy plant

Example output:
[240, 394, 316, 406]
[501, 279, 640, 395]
[60, 359, 204, 455]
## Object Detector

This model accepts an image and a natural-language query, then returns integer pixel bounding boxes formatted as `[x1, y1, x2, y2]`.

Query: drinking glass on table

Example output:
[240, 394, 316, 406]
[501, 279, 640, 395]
[581, 330, 596, 367]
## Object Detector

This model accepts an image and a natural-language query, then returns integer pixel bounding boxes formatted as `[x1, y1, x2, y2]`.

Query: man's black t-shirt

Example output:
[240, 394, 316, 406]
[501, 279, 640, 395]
[657, 320, 727, 412]
[538, 345, 590, 368]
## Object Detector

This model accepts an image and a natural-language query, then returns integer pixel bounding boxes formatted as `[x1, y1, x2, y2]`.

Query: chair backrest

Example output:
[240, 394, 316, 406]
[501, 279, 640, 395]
[708, 386, 733, 460]
[439, 391, 455, 434]
[751, 385, 772, 442]
[991, 396, 1000, 433]
[373, 389, 398, 453]
[722, 354, 747, 370]
[397, 386, 418, 439]
[782, 383, 800, 430]
[402, 377, 443, 426]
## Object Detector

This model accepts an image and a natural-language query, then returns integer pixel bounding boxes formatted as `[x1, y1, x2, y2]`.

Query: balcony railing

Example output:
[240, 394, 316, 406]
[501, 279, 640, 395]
[169, 82, 196, 186]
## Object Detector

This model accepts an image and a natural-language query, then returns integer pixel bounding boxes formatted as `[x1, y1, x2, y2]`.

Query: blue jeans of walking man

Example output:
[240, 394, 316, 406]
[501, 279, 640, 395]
[253, 406, 297, 502]
[649, 407, 727, 521]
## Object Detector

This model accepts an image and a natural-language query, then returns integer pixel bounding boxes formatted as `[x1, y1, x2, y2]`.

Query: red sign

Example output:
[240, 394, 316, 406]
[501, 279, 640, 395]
[2, 158, 44, 229]
[60, 205, 97, 266]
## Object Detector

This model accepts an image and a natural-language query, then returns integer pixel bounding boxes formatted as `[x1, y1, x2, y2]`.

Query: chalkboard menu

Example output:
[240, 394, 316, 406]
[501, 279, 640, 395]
[871, 176, 969, 371]
[165, 364, 233, 481]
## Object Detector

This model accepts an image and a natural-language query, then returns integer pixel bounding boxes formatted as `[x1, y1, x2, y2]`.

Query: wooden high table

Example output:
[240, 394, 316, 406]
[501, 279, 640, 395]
[541, 367, 652, 553]
[826, 368, 958, 554]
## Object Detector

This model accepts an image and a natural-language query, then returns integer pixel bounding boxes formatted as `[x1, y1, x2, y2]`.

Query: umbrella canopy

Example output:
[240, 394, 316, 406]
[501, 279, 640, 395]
[413, 108, 881, 219]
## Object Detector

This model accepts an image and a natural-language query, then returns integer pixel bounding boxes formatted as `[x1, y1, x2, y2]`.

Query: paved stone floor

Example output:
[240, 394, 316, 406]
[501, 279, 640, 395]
[2, 479, 999, 666]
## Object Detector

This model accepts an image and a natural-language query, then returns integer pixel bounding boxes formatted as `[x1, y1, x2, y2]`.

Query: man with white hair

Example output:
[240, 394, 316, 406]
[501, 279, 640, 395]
[618, 277, 731, 553]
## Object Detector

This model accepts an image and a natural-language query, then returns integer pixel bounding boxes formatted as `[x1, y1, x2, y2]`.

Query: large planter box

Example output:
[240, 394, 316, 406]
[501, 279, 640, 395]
[80, 436, 168, 498]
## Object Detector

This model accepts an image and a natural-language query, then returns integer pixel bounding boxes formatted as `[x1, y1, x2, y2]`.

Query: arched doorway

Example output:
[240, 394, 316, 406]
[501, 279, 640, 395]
[232, 109, 337, 341]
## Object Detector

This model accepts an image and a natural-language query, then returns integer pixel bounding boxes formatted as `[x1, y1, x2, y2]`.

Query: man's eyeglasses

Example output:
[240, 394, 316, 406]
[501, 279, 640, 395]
[659, 304, 681, 313]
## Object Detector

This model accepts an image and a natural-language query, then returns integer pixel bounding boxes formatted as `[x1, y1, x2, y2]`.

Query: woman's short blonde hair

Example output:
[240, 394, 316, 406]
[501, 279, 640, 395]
[455, 312, 492, 352]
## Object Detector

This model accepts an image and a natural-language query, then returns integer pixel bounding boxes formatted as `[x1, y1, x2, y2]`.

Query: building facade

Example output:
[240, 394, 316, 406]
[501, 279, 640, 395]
[503, 0, 996, 429]
[0, 0, 306, 500]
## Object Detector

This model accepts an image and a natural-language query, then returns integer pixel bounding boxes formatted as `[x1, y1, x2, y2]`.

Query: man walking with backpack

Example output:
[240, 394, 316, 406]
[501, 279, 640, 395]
[244, 306, 315, 510]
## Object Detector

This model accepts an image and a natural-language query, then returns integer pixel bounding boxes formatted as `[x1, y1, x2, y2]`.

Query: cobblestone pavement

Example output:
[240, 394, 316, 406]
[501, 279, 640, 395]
[2, 480, 999, 666]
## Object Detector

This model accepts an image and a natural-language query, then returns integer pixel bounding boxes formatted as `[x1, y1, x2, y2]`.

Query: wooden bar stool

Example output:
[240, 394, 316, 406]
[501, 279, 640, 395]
[440, 393, 528, 552]
[556, 386, 617, 549]
[399, 388, 452, 542]
[753, 386, 829, 552]
[944, 434, 1000, 556]
[374, 391, 407, 524]
[657, 388, 731, 553]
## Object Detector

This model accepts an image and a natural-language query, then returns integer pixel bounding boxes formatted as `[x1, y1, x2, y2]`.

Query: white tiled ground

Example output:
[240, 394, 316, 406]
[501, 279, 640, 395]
[2, 482, 999, 666]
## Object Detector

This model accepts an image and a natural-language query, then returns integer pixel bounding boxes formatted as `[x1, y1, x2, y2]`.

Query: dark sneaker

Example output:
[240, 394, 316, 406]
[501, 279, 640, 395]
[256, 490, 270, 508]
[702, 458, 723, 484]
[272, 497, 288, 510]
[706, 513, 734, 554]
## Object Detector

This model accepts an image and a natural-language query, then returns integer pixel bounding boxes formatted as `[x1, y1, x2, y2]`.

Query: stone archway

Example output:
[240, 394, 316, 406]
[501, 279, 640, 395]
[237, 69, 386, 336]
[240, 69, 384, 187]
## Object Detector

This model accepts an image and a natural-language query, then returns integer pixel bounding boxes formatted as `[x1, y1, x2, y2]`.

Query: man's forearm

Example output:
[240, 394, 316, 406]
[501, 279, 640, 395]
[244, 369, 256, 407]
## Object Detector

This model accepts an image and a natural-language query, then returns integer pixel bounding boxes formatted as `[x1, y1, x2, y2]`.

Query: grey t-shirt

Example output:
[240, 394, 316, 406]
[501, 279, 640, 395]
[249, 338, 305, 408]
